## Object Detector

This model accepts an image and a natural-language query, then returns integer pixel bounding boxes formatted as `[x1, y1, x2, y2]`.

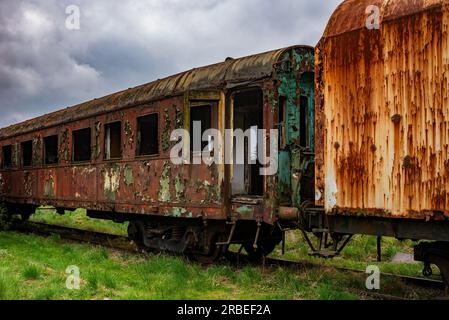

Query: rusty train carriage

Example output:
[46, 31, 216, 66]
[313, 0, 449, 283]
[0, 46, 316, 260]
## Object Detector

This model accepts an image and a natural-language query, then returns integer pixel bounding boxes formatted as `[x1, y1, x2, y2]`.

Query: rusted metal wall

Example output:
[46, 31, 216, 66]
[0, 95, 225, 219]
[316, 0, 449, 220]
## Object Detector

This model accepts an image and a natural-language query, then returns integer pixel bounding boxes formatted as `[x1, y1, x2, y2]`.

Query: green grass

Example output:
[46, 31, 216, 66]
[30, 207, 128, 236]
[0, 230, 441, 300]
[0, 208, 441, 300]
[0, 231, 346, 300]
[21, 265, 41, 280]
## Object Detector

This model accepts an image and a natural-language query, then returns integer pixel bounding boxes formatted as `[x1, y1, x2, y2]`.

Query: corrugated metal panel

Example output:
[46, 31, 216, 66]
[0, 46, 311, 139]
[317, 0, 449, 220]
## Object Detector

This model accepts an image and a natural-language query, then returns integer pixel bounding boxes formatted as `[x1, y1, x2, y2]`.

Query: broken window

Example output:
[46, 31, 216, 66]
[2, 145, 12, 169]
[44, 135, 59, 165]
[73, 128, 91, 162]
[137, 114, 159, 156]
[231, 89, 264, 196]
[105, 122, 122, 160]
[190, 104, 213, 153]
[21, 140, 33, 167]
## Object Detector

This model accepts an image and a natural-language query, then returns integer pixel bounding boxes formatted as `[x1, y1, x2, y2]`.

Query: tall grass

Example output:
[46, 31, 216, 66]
[21, 265, 41, 280]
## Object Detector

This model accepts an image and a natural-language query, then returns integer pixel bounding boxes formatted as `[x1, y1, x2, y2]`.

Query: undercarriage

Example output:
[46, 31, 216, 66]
[127, 217, 282, 263]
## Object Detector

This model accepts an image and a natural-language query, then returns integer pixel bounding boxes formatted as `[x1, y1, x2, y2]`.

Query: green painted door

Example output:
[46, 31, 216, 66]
[276, 49, 315, 207]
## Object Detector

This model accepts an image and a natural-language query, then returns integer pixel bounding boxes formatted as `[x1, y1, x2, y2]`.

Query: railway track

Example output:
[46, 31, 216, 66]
[8, 220, 447, 299]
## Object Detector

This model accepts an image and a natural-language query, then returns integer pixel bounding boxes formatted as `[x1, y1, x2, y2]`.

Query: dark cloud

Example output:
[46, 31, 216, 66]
[0, 0, 341, 127]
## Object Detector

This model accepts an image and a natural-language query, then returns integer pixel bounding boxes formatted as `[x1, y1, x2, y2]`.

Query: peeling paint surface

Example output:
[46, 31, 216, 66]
[158, 162, 171, 203]
[174, 173, 186, 202]
[124, 120, 134, 148]
[123, 164, 133, 186]
[32, 136, 42, 166]
[161, 108, 172, 152]
[103, 164, 121, 201]
[59, 129, 70, 162]
[94, 122, 101, 159]
[44, 174, 55, 198]
[24, 171, 33, 197]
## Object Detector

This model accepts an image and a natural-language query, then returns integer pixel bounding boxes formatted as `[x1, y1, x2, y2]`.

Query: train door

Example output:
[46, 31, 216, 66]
[230, 88, 264, 199]
[297, 72, 315, 205]
[184, 90, 225, 204]
[277, 71, 315, 207]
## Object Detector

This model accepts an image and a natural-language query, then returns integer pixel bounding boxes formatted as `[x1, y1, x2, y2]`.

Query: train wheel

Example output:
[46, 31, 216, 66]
[243, 240, 278, 262]
[127, 221, 148, 252]
[190, 233, 228, 264]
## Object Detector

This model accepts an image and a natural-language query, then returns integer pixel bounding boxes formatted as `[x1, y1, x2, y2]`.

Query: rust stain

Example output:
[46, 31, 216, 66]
[318, 0, 449, 219]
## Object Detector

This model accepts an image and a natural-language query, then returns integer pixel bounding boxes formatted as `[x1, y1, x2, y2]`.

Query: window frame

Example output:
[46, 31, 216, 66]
[104, 121, 123, 161]
[21, 140, 33, 168]
[43, 134, 59, 166]
[72, 127, 92, 163]
[189, 102, 218, 157]
[1, 145, 13, 169]
[136, 112, 160, 158]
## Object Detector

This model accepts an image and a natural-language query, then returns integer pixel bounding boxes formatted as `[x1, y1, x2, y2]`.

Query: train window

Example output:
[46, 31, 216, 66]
[73, 128, 91, 162]
[190, 105, 212, 153]
[44, 135, 59, 165]
[21, 140, 33, 167]
[137, 114, 159, 156]
[105, 122, 122, 160]
[2, 145, 12, 169]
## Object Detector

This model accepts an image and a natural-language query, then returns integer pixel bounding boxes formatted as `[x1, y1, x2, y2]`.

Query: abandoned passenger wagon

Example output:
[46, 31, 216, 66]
[313, 0, 449, 283]
[0, 46, 315, 261]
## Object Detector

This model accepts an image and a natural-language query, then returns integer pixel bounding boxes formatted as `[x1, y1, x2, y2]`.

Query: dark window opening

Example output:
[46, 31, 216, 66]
[21, 140, 33, 167]
[137, 114, 159, 156]
[190, 105, 212, 153]
[73, 128, 91, 162]
[2, 145, 12, 169]
[232, 89, 264, 197]
[44, 135, 59, 165]
[300, 95, 308, 147]
[105, 122, 122, 160]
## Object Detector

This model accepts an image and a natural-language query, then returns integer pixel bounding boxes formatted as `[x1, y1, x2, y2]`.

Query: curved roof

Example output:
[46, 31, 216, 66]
[324, 0, 446, 38]
[0, 45, 312, 139]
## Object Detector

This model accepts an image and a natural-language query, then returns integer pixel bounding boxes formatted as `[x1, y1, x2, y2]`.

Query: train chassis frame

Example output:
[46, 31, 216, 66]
[301, 208, 449, 289]
[87, 209, 283, 263]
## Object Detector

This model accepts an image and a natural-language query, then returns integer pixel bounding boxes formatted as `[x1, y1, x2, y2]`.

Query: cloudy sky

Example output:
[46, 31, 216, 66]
[0, 0, 341, 128]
